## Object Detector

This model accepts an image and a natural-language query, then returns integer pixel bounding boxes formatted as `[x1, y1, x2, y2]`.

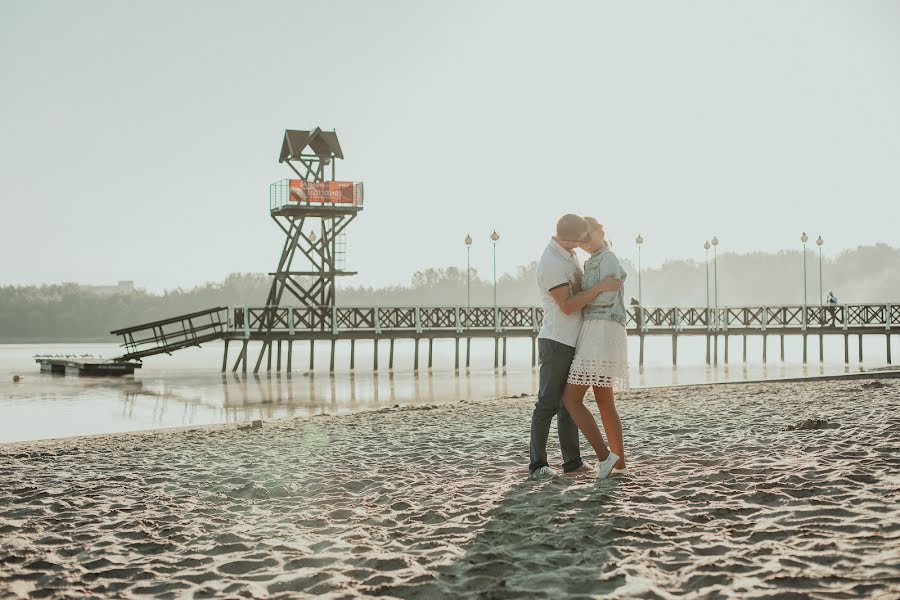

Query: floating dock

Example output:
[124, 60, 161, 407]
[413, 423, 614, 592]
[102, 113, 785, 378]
[35, 357, 141, 377]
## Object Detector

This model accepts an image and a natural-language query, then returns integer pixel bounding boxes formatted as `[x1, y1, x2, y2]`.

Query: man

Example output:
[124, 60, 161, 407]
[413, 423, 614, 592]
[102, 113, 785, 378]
[529, 214, 624, 481]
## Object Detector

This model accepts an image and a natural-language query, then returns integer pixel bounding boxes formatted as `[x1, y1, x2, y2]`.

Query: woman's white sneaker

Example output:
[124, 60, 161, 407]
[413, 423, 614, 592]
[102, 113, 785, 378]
[596, 452, 620, 480]
[610, 466, 629, 477]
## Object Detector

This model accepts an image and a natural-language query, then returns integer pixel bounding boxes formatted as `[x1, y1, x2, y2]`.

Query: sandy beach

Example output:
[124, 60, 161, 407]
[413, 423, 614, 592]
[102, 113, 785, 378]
[1, 377, 898, 599]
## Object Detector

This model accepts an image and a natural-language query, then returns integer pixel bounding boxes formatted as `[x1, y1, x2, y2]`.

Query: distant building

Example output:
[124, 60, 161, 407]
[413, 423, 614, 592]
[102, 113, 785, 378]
[82, 281, 135, 296]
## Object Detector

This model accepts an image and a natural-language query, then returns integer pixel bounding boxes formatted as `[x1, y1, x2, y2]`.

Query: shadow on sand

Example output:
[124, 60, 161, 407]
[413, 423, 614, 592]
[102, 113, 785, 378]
[387, 475, 637, 599]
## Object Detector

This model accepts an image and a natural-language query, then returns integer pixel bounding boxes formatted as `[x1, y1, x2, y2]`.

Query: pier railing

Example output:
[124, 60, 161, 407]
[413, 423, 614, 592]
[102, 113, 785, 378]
[226, 303, 898, 335]
[109, 303, 896, 370]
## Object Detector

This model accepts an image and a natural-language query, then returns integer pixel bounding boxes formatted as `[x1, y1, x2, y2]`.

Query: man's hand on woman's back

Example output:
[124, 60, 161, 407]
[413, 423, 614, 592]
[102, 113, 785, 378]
[593, 275, 623, 294]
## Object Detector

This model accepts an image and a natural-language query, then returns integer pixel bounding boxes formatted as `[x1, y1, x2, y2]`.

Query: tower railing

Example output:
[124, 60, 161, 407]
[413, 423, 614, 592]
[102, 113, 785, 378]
[268, 179, 365, 211]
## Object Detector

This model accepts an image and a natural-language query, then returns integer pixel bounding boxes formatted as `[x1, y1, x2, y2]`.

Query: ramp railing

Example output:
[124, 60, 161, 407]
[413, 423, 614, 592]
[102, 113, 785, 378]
[110, 307, 229, 361]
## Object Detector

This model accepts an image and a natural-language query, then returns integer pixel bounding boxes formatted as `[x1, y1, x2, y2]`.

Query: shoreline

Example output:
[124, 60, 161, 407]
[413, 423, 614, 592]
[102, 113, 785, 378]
[3, 368, 898, 448]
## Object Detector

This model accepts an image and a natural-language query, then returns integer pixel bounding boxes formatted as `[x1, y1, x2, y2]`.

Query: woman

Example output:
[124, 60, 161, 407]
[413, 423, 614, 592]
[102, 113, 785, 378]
[563, 217, 629, 480]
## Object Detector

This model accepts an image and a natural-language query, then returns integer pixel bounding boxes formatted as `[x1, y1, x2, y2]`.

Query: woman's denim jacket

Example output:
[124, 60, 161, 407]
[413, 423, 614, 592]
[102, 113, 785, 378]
[582, 246, 627, 325]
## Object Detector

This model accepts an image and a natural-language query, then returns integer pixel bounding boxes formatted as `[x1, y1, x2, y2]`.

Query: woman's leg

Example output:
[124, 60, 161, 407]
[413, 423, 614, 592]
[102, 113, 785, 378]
[562, 383, 611, 462]
[593, 385, 625, 469]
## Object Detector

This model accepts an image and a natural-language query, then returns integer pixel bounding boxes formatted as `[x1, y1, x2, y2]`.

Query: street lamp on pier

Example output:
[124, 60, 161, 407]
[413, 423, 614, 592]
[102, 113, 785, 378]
[490, 230, 500, 308]
[635, 234, 644, 307]
[464, 234, 472, 308]
[816, 236, 824, 305]
[711, 236, 719, 328]
[801, 232, 809, 310]
[704, 240, 711, 322]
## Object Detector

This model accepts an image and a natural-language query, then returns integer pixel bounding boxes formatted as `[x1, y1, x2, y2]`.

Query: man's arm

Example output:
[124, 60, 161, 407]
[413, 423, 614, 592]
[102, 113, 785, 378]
[549, 275, 622, 316]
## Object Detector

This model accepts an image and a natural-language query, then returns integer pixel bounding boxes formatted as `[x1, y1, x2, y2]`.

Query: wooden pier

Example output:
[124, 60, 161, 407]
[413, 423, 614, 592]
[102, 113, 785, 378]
[108, 303, 898, 374]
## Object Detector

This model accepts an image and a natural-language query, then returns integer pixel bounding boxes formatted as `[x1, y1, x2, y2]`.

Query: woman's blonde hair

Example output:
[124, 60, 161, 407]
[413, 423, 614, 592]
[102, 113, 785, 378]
[583, 216, 611, 247]
[583, 216, 601, 231]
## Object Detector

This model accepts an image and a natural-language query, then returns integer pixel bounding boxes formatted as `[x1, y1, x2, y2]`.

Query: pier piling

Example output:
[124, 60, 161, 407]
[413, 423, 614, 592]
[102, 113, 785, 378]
[672, 335, 678, 365]
[713, 335, 718, 365]
[887, 334, 892, 364]
[802, 334, 808, 364]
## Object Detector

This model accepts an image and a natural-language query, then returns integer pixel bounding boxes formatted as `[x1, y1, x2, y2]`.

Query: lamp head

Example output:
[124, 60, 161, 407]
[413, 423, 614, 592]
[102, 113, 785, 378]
[801, 232, 808, 243]
[635, 234, 644, 245]
[816, 236, 823, 246]
[704, 240, 711, 250]
[464, 234, 472, 246]
[711, 236, 719, 246]
[490, 230, 500, 242]
[309, 230, 317, 243]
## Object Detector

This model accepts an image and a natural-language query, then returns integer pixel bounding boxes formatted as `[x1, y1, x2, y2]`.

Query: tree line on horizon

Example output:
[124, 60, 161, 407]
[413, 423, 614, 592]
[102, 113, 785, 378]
[1, 244, 897, 342]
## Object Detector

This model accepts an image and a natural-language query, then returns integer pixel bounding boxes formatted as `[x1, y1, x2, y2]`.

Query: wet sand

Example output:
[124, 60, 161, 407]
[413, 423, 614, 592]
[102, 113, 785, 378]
[1, 378, 899, 598]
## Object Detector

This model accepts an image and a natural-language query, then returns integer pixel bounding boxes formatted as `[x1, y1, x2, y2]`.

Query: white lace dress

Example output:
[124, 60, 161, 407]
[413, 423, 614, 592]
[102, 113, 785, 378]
[566, 318, 630, 389]
[565, 246, 630, 389]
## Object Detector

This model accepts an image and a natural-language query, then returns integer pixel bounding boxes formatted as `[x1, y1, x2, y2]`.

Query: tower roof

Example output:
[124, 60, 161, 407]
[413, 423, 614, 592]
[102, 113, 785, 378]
[279, 128, 343, 162]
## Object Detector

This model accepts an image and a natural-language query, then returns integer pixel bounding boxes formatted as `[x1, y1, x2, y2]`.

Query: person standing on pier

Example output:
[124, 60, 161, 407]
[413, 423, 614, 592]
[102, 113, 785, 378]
[562, 217, 630, 480]
[529, 214, 623, 481]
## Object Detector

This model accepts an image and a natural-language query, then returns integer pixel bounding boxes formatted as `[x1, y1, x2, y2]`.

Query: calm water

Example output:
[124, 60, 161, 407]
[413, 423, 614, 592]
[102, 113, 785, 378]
[0, 335, 886, 443]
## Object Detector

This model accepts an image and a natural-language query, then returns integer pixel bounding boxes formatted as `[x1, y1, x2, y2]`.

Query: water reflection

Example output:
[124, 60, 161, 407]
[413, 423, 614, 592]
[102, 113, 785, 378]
[0, 340, 875, 443]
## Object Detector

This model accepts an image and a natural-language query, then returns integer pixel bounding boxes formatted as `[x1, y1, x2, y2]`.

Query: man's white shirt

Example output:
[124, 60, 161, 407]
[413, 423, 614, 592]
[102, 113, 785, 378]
[537, 238, 583, 348]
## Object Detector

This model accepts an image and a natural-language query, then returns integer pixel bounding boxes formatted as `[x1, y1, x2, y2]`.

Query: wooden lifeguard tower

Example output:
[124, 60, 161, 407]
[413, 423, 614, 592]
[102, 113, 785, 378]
[246, 128, 364, 372]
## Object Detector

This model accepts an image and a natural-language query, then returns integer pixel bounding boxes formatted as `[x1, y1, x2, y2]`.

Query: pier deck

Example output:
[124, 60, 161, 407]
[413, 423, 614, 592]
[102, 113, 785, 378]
[107, 303, 898, 373]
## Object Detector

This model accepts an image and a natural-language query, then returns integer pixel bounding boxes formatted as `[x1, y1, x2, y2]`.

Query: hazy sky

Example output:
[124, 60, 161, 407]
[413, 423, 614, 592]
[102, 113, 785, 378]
[2, 1, 899, 292]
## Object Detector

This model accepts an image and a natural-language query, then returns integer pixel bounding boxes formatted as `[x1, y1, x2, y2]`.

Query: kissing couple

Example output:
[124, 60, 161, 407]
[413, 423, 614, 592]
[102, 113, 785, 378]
[529, 214, 629, 482]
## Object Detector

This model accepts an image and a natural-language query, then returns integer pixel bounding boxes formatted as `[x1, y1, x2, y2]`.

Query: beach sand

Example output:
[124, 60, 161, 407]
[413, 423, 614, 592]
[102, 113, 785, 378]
[1, 378, 898, 599]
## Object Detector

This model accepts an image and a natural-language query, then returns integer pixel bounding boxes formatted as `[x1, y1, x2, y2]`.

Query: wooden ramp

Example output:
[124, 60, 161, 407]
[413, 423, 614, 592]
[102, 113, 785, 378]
[110, 307, 228, 361]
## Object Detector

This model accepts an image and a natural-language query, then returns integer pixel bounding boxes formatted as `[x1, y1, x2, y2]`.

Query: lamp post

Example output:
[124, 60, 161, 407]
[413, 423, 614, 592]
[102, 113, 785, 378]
[635, 234, 644, 307]
[490, 230, 500, 308]
[464, 234, 472, 308]
[801, 232, 809, 310]
[704, 240, 711, 319]
[711, 236, 719, 328]
[816, 236, 824, 305]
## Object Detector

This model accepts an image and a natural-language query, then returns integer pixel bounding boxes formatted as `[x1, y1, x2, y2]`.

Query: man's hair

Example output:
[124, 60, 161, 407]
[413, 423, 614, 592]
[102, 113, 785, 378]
[556, 214, 589, 242]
